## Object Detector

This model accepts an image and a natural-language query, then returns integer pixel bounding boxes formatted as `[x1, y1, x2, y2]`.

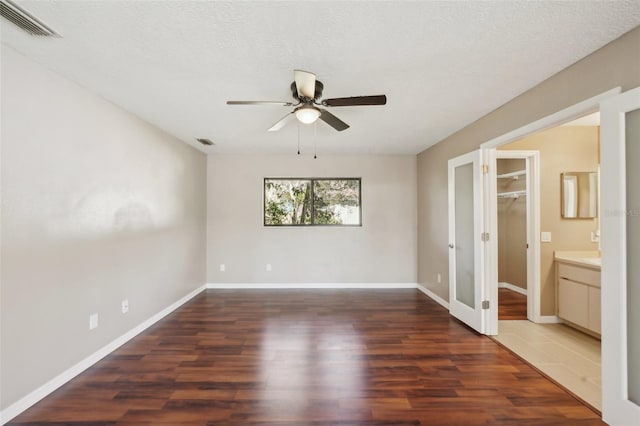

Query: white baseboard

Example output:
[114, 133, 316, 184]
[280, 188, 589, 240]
[416, 284, 450, 310]
[0, 284, 207, 425]
[206, 282, 417, 289]
[498, 282, 528, 296]
[206, 282, 450, 310]
[206, 282, 451, 312]
[536, 315, 562, 324]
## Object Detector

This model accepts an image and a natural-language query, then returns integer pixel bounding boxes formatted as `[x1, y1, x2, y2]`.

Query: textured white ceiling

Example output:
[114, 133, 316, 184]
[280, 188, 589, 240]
[2, 1, 639, 155]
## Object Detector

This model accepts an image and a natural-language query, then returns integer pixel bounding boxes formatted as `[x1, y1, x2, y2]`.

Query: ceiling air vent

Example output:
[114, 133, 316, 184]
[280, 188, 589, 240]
[196, 138, 214, 146]
[1, 0, 59, 37]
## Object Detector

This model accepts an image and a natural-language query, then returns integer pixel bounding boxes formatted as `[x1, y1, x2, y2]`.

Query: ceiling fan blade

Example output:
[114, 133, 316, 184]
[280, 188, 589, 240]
[322, 95, 387, 107]
[268, 111, 295, 132]
[294, 69, 316, 99]
[227, 100, 293, 106]
[319, 109, 349, 132]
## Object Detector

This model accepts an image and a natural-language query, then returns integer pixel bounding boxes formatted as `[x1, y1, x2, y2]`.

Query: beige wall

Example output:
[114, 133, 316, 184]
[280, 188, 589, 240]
[501, 126, 599, 313]
[417, 26, 640, 308]
[207, 155, 417, 284]
[0, 47, 207, 409]
[497, 159, 527, 290]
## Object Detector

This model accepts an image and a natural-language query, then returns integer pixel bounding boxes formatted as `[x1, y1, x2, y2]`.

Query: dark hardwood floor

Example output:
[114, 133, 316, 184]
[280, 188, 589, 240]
[498, 287, 528, 320]
[10, 290, 602, 425]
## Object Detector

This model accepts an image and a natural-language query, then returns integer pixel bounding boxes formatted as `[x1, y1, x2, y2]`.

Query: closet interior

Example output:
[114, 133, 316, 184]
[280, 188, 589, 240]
[497, 158, 528, 320]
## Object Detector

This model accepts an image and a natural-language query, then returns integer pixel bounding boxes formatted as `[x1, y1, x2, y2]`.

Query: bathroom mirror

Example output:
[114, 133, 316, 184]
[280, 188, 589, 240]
[561, 172, 598, 218]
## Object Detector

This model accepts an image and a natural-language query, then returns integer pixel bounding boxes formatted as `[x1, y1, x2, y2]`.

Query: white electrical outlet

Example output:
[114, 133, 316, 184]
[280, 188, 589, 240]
[541, 231, 552, 242]
[121, 299, 129, 314]
[220, 263, 225, 272]
[89, 313, 99, 330]
[266, 263, 272, 272]
[437, 273, 442, 284]
[591, 231, 600, 242]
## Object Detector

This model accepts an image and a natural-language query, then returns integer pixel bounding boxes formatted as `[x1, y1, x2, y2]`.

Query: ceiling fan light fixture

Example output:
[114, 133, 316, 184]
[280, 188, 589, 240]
[227, 69, 386, 132]
[295, 105, 321, 124]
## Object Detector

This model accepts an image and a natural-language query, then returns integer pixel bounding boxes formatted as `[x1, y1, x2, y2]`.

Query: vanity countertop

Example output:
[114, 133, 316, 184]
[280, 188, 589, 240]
[554, 251, 601, 269]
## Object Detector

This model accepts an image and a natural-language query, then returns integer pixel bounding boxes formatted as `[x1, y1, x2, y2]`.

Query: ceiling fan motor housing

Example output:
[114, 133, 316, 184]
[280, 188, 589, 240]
[291, 80, 324, 101]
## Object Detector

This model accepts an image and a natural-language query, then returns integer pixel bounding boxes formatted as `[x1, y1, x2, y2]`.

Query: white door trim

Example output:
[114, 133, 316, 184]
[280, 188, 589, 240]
[477, 88, 620, 337]
[481, 87, 621, 150]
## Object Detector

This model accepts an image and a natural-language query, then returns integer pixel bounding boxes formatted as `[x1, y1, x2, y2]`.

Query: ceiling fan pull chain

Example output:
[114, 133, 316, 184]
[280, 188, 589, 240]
[314, 122, 317, 159]
[297, 124, 301, 155]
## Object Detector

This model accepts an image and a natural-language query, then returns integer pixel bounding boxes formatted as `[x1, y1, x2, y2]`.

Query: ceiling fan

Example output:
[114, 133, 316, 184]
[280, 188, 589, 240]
[227, 70, 386, 132]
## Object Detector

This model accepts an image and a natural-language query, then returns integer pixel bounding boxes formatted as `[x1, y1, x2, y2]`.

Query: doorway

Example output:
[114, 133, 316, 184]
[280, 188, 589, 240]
[489, 121, 601, 410]
[495, 156, 530, 321]
[447, 86, 640, 424]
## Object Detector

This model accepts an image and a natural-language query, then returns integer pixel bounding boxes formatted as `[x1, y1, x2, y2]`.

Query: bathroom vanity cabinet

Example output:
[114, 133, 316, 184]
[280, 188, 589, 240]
[555, 252, 601, 336]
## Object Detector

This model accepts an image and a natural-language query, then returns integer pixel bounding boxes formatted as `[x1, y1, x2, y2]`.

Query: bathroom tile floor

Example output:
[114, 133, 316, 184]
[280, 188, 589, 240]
[492, 320, 601, 411]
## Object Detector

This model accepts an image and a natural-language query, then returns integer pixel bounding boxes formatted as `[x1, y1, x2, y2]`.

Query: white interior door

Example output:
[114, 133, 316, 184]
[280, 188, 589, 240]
[448, 150, 486, 333]
[601, 86, 640, 425]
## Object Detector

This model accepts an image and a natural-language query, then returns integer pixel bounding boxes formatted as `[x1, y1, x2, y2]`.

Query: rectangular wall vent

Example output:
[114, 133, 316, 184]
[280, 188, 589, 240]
[1, 0, 59, 37]
[196, 138, 214, 146]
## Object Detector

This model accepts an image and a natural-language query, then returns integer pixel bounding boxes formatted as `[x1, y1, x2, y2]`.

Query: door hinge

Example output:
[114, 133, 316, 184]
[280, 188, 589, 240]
[482, 300, 490, 309]
[482, 164, 489, 174]
[481, 232, 490, 242]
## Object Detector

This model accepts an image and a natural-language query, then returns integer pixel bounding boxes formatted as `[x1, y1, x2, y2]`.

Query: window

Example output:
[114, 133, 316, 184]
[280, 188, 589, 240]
[264, 178, 361, 226]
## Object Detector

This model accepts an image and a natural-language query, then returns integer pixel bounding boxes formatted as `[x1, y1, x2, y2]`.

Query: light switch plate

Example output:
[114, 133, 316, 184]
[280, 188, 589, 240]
[89, 313, 99, 330]
[541, 231, 552, 242]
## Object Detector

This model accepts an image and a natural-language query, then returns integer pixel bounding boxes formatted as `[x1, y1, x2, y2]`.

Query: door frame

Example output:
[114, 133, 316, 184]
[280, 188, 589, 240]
[600, 86, 640, 424]
[488, 150, 540, 331]
[479, 87, 621, 335]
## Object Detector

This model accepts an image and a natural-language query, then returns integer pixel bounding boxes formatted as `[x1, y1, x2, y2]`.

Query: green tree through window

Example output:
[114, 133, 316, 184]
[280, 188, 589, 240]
[264, 178, 361, 226]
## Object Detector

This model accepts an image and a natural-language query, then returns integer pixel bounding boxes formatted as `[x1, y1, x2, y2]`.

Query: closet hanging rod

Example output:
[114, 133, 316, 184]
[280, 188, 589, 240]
[497, 170, 526, 180]
[497, 190, 526, 199]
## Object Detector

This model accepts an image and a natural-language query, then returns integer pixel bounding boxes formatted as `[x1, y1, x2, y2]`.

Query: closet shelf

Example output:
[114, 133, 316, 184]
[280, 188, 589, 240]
[498, 190, 526, 199]
[497, 170, 526, 180]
